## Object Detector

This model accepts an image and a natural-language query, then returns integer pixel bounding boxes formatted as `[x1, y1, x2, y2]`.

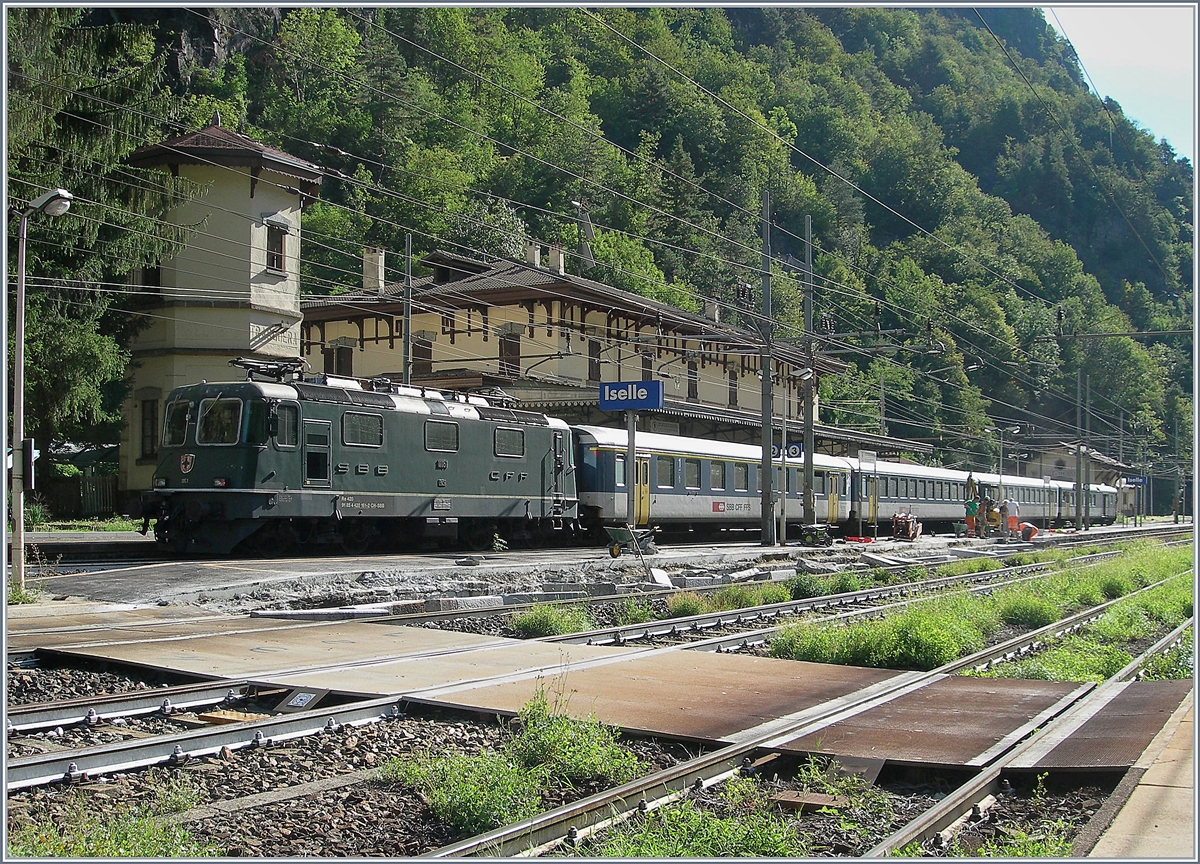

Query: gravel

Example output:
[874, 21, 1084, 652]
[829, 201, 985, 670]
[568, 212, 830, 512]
[6, 707, 702, 857]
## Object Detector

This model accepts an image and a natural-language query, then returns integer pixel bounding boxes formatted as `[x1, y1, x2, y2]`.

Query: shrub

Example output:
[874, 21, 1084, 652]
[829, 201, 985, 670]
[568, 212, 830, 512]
[711, 584, 758, 611]
[1099, 574, 1133, 600]
[785, 572, 827, 599]
[509, 604, 593, 637]
[666, 591, 706, 618]
[507, 691, 640, 785]
[380, 750, 544, 835]
[996, 593, 1060, 629]
[828, 571, 863, 594]
[756, 583, 791, 605]
[613, 597, 654, 626]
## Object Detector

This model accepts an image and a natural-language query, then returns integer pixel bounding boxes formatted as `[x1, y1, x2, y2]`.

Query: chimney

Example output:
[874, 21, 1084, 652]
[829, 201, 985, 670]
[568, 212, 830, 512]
[524, 240, 541, 268]
[704, 299, 721, 324]
[363, 247, 385, 294]
[547, 246, 566, 275]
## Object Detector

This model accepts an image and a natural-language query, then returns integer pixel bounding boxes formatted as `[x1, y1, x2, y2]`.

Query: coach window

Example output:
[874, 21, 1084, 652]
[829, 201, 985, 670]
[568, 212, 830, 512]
[711, 461, 726, 490]
[684, 458, 701, 489]
[163, 401, 191, 447]
[424, 420, 459, 453]
[734, 462, 749, 492]
[495, 427, 525, 458]
[197, 398, 242, 445]
[274, 403, 298, 448]
[615, 454, 626, 487]
[657, 455, 675, 488]
[344, 412, 383, 447]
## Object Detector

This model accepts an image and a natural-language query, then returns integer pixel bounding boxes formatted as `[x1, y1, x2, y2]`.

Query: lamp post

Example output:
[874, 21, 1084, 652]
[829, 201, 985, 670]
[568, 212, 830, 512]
[10, 188, 73, 592]
[984, 425, 1020, 503]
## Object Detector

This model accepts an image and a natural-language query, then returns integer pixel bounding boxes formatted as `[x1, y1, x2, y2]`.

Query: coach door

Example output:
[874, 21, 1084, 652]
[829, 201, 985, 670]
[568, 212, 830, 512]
[634, 457, 651, 525]
[865, 475, 879, 526]
[303, 420, 332, 488]
[827, 472, 841, 523]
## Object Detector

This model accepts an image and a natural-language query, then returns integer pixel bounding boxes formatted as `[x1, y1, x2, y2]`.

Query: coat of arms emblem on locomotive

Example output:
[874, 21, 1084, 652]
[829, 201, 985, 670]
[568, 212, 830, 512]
[180, 454, 195, 474]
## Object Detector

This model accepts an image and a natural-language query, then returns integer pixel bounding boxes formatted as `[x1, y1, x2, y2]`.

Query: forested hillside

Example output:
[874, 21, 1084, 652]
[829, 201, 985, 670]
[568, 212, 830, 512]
[7, 7, 1192, 480]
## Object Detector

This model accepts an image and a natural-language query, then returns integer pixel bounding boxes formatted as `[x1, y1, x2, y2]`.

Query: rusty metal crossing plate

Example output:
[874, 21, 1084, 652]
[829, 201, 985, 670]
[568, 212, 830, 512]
[1016, 679, 1192, 771]
[774, 676, 1080, 767]
[411, 653, 899, 743]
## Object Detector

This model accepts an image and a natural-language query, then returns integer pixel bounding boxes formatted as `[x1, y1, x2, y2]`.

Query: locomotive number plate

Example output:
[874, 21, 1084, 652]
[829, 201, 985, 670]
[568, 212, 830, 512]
[338, 495, 390, 513]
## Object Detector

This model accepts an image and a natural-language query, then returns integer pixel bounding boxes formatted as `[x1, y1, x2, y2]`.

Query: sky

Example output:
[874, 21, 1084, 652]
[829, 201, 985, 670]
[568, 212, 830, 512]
[1042, 5, 1195, 163]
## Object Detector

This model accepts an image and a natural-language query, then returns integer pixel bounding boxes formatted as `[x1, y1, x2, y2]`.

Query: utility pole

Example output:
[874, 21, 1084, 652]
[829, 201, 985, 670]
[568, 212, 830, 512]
[402, 233, 412, 386]
[1084, 375, 1091, 530]
[759, 190, 775, 545]
[803, 215, 816, 526]
[878, 369, 886, 436]
[1174, 417, 1180, 524]
[1075, 368, 1083, 530]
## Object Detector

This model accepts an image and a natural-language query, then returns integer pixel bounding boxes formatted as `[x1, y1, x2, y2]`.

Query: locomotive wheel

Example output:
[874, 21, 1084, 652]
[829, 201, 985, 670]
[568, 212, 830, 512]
[463, 523, 494, 552]
[340, 521, 374, 556]
[609, 543, 622, 558]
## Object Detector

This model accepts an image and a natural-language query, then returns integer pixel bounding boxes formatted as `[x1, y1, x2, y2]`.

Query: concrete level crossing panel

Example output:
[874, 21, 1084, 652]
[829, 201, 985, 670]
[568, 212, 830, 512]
[775, 676, 1082, 767]
[406, 652, 900, 742]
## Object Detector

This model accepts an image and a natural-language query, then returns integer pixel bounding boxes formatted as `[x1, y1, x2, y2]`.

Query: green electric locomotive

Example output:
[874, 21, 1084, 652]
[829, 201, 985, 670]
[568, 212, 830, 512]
[143, 359, 577, 555]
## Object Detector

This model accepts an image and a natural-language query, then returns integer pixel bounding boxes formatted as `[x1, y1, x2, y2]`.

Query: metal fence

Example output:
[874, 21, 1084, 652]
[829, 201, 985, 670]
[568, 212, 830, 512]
[41, 476, 117, 519]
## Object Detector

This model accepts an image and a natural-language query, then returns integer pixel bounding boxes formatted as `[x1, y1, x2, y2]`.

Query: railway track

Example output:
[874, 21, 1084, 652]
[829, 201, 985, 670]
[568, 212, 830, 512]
[7, 546, 1186, 788]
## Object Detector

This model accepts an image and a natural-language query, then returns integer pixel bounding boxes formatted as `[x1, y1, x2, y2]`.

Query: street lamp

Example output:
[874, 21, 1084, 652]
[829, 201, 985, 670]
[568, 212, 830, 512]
[9, 188, 73, 592]
[984, 425, 1020, 503]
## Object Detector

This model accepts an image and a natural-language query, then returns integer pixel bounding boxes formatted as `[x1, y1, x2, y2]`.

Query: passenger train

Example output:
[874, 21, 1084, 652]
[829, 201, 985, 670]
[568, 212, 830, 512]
[142, 364, 1116, 555]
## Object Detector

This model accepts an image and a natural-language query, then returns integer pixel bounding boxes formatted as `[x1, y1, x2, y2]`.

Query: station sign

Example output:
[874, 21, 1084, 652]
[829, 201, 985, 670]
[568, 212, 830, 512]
[599, 380, 664, 411]
[771, 442, 802, 459]
[1124, 476, 1147, 486]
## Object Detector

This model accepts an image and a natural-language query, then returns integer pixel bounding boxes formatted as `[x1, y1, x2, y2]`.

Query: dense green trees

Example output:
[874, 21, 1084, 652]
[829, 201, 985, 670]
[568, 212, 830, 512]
[8, 6, 1191, 479]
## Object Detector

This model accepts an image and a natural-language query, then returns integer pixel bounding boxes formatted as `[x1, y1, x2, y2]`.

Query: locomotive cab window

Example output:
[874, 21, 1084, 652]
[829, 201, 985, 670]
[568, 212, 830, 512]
[343, 412, 383, 447]
[274, 403, 298, 448]
[424, 420, 459, 453]
[197, 398, 242, 445]
[163, 401, 191, 447]
[494, 427, 525, 458]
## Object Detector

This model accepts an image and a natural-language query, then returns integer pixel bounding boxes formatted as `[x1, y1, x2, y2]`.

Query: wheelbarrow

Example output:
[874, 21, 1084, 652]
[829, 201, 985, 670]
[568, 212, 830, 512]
[604, 524, 659, 558]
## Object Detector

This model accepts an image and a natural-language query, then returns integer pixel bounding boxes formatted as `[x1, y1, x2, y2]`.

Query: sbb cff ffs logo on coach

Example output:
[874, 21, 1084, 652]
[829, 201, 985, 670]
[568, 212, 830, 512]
[598, 380, 665, 412]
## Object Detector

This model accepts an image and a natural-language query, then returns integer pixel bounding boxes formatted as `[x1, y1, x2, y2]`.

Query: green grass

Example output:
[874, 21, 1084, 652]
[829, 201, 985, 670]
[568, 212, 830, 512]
[954, 819, 1075, 857]
[581, 775, 808, 857]
[7, 581, 43, 605]
[509, 604, 594, 637]
[378, 692, 643, 837]
[613, 597, 654, 626]
[38, 517, 143, 532]
[380, 749, 545, 835]
[6, 770, 214, 857]
[665, 591, 706, 618]
[771, 544, 1191, 673]
[1140, 629, 1194, 680]
[506, 691, 641, 786]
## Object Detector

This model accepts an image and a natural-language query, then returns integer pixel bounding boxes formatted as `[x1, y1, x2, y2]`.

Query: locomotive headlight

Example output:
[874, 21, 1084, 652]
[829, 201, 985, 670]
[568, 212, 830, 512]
[213, 478, 228, 488]
[154, 477, 167, 488]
